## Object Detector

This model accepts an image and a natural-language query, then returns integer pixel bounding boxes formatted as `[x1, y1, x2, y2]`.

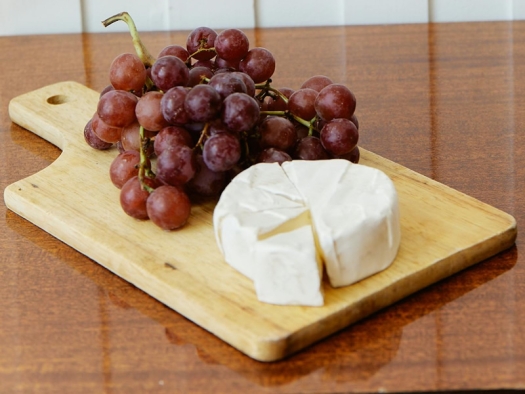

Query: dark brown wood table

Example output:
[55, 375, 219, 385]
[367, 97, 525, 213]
[1, 22, 524, 393]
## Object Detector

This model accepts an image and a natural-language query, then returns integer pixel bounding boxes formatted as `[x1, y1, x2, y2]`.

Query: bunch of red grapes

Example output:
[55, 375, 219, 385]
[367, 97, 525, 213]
[84, 14, 360, 231]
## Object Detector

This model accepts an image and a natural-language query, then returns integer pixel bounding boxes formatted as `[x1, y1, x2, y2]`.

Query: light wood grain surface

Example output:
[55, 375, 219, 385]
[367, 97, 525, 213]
[1, 21, 524, 392]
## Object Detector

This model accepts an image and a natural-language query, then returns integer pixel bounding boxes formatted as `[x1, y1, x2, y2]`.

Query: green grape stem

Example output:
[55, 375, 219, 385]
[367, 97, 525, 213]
[138, 126, 155, 193]
[102, 12, 156, 67]
[194, 122, 210, 150]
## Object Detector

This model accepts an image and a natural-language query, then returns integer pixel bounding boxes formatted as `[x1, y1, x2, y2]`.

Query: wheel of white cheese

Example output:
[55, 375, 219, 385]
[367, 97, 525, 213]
[213, 159, 401, 306]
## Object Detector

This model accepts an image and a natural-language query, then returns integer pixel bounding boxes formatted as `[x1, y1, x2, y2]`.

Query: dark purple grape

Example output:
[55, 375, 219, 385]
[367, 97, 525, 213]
[239, 47, 275, 83]
[314, 83, 356, 121]
[187, 66, 214, 87]
[158, 45, 190, 62]
[109, 150, 140, 189]
[109, 53, 147, 93]
[154, 126, 193, 156]
[350, 113, 359, 130]
[288, 88, 318, 121]
[230, 71, 256, 97]
[214, 56, 240, 70]
[259, 116, 297, 151]
[320, 118, 359, 156]
[84, 118, 113, 150]
[188, 154, 227, 196]
[161, 86, 190, 125]
[208, 73, 247, 100]
[151, 56, 190, 92]
[156, 145, 196, 186]
[266, 87, 294, 111]
[294, 136, 329, 160]
[146, 185, 191, 230]
[257, 148, 292, 164]
[336, 145, 360, 163]
[221, 92, 260, 133]
[186, 27, 217, 61]
[215, 28, 250, 61]
[184, 84, 222, 123]
[97, 90, 138, 128]
[202, 133, 241, 172]
[300, 75, 333, 92]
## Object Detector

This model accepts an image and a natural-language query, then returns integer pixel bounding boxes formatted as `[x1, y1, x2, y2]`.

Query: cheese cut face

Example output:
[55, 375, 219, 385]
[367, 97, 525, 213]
[213, 159, 401, 306]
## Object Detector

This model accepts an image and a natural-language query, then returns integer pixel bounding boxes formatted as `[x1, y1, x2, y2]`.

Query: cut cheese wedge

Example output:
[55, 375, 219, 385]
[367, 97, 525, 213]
[213, 159, 401, 306]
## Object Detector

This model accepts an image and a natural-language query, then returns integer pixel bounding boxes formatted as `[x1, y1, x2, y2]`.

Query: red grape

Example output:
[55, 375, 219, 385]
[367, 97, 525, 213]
[239, 47, 275, 83]
[135, 91, 169, 131]
[314, 83, 356, 121]
[202, 133, 241, 172]
[186, 27, 217, 61]
[84, 118, 113, 150]
[320, 118, 359, 156]
[97, 89, 138, 128]
[110, 150, 140, 189]
[109, 53, 147, 93]
[146, 185, 191, 230]
[215, 28, 250, 61]
[120, 176, 150, 220]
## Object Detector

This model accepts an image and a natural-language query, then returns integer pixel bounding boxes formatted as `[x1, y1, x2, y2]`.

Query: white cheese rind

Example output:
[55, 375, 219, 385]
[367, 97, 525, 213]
[281, 160, 401, 288]
[213, 163, 324, 306]
[213, 159, 401, 306]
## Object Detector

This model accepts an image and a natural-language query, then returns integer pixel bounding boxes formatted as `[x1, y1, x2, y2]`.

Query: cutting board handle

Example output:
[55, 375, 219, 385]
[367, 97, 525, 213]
[8, 81, 100, 151]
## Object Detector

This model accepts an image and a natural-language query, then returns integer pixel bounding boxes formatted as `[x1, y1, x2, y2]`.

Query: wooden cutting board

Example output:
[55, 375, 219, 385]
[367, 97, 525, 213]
[4, 81, 517, 362]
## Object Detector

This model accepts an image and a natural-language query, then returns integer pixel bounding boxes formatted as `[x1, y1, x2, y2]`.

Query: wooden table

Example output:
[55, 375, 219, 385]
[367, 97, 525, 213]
[1, 21, 523, 393]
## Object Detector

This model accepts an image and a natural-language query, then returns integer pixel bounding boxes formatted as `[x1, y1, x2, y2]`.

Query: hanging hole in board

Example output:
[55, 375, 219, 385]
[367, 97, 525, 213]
[47, 95, 71, 105]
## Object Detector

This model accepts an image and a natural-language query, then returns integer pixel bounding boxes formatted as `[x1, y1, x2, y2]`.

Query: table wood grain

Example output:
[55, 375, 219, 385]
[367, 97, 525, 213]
[1, 21, 524, 393]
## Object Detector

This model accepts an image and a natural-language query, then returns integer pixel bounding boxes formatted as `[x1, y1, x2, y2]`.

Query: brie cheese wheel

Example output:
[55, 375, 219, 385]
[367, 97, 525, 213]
[213, 159, 401, 306]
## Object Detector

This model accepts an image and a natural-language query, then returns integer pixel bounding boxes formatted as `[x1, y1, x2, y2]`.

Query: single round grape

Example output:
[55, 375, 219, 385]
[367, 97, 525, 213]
[214, 56, 240, 71]
[314, 83, 356, 121]
[154, 126, 193, 156]
[266, 87, 294, 111]
[257, 148, 292, 164]
[184, 84, 222, 123]
[97, 89, 138, 128]
[109, 53, 147, 93]
[84, 118, 113, 150]
[100, 84, 114, 98]
[120, 176, 150, 220]
[208, 73, 247, 100]
[350, 113, 359, 130]
[221, 92, 260, 133]
[109, 150, 140, 189]
[202, 132, 241, 172]
[187, 66, 214, 87]
[320, 118, 359, 156]
[120, 122, 141, 151]
[300, 75, 333, 92]
[288, 88, 318, 121]
[188, 154, 227, 196]
[186, 27, 217, 61]
[215, 28, 250, 61]
[146, 185, 191, 230]
[294, 136, 329, 160]
[158, 45, 190, 62]
[336, 145, 360, 163]
[193, 59, 215, 70]
[135, 91, 169, 132]
[151, 55, 190, 92]
[156, 144, 197, 186]
[230, 71, 256, 97]
[239, 47, 275, 83]
[208, 119, 229, 136]
[259, 116, 297, 151]
[92, 113, 123, 143]
[160, 86, 190, 125]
